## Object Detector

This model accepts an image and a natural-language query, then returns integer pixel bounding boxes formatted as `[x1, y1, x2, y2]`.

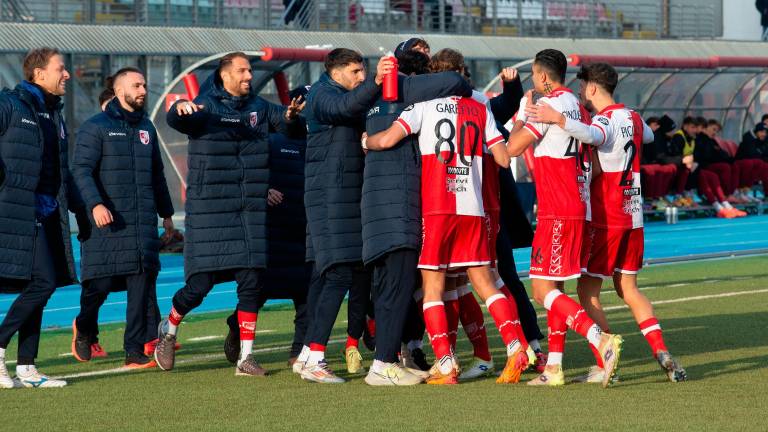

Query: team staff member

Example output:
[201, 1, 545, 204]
[70, 67, 175, 369]
[0, 48, 85, 388]
[297, 49, 393, 383]
[155, 52, 305, 376]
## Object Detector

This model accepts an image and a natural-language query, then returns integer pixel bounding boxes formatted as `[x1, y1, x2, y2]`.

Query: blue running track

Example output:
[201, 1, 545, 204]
[2, 215, 767, 329]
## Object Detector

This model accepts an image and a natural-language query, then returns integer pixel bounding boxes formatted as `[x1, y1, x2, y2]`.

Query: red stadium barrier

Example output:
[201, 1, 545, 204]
[261, 47, 331, 62]
[569, 54, 768, 69]
[273, 71, 290, 105]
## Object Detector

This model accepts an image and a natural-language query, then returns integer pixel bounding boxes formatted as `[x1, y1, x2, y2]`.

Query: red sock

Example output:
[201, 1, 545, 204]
[499, 285, 514, 301]
[485, 294, 522, 349]
[168, 306, 184, 326]
[309, 342, 326, 353]
[546, 291, 597, 338]
[345, 335, 359, 349]
[590, 344, 604, 368]
[457, 291, 491, 361]
[497, 282, 530, 346]
[443, 293, 460, 350]
[639, 317, 667, 357]
[423, 301, 452, 359]
[547, 310, 567, 354]
[237, 310, 258, 341]
[366, 316, 376, 338]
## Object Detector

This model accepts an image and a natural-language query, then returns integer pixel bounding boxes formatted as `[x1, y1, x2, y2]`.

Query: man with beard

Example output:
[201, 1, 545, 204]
[71, 67, 175, 368]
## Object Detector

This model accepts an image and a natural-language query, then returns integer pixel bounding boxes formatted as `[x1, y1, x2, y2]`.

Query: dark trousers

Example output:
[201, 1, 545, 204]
[371, 249, 418, 362]
[307, 262, 369, 347]
[173, 268, 264, 316]
[0, 218, 58, 364]
[76, 271, 159, 354]
[401, 297, 425, 345]
[346, 275, 372, 340]
[496, 225, 545, 343]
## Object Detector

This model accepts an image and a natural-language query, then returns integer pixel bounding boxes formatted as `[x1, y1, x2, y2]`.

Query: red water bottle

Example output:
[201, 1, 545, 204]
[382, 53, 398, 102]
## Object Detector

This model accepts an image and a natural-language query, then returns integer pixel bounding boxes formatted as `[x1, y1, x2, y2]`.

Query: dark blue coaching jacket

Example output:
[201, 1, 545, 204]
[168, 73, 303, 281]
[72, 98, 174, 281]
[0, 83, 83, 287]
[362, 72, 472, 264]
[304, 73, 382, 273]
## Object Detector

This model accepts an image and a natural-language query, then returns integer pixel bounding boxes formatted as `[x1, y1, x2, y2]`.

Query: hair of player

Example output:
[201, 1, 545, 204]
[398, 50, 430, 75]
[762, 114, 768, 122]
[324, 48, 363, 73]
[646, 116, 660, 125]
[575, 62, 618, 94]
[429, 48, 465, 74]
[707, 119, 721, 129]
[694, 116, 707, 127]
[411, 38, 430, 52]
[23, 47, 61, 82]
[219, 52, 249, 71]
[682, 116, 695, 126]
[533, 49, 567, 84]
[111, 67, 144, 86]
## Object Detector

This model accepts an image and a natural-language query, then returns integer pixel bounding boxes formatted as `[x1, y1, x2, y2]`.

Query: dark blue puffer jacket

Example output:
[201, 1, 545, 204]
[362, 72, 472, 264]
[167, 74, 302, 281]
[303, 73, 381, 273]
[72, 98, 174, 281]
[0, 84, 82, 287]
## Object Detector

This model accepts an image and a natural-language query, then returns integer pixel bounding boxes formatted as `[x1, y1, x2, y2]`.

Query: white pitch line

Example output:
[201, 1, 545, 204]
[187, 330, 275, 342]
[601, 288, 768, 312]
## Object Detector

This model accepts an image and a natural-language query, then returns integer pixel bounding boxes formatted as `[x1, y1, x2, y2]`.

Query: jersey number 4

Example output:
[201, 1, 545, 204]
[564, 137, 590, 172]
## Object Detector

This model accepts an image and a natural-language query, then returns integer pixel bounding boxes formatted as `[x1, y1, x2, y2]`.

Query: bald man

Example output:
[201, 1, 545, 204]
[71, 67, 175, 369]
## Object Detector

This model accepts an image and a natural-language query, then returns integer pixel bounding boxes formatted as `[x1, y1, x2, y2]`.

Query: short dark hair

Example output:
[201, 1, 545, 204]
[682, 116, 695, 126]
[646, 116, 660, 125]
[695, 116, 707, 127]
[324, 48, 363, 73]
[99, 74, 116, 106]
[762, 114, 768, 122]
[534, 49, 567, 84]
[707, 119, 721, 129]
[219, 52, 249, 71]
[430, 48, 465, 73]
[23, 47, 61, 82]
[398, 50, 430, 76]
[576, 62, 618, 94]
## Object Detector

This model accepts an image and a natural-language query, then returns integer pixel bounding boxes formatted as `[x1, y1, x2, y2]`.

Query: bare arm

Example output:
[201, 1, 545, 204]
[364, 122, 408, 151]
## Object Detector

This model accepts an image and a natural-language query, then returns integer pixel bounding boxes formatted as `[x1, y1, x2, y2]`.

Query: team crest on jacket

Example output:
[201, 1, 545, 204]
[139, 130, 150, 145]
[250, 112, 258, 127]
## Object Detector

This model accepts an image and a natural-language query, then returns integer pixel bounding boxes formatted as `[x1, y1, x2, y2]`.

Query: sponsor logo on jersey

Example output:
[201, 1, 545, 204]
[597, 117, 610, 126]
[250, 112, 258, 127]
[402, 104, 414, 111]
[139, 130, 150, 145]
[108, 131, 127, 137]
[221, 117, 240, 123]
[623, 187, 641, 196]
[446, 177, 468, 193]
[446, 166, 469, 175]
[36, 112, 51, 120]
[280, 148, 300, 154]
[21, 118, 37, 126]
[60, 123, 66, 139]
[367, 106, 380, 117]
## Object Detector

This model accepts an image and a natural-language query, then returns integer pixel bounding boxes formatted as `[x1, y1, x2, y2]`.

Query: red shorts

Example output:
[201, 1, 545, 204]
[581, 224, 644, 279]
[419, 215, 491, 270]
[485, 211, 500, 266]
[529, 218, 584, 281]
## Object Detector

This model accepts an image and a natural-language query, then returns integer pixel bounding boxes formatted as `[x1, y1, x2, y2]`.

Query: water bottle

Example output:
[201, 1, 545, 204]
[382, 52, 399, 102]
[671, 206, 678, 224]
[665, 207, 672, 224]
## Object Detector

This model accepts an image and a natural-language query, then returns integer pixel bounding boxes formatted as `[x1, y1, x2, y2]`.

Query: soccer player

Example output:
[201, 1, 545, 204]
[365, 48, 531, 385]
[527, 62, 687, 383]
[505, 49, 622, 388]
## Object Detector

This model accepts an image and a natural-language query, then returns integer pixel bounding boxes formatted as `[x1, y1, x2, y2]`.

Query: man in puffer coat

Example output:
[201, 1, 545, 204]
[70, 67, 175, 369]
[155, 52, 304, 376]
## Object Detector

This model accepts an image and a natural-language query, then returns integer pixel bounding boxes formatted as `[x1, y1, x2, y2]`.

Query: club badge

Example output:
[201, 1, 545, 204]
[139, 130, 150, 145]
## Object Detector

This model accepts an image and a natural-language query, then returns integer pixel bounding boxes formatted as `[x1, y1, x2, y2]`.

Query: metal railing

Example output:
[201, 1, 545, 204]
[0, 0, 721, 39]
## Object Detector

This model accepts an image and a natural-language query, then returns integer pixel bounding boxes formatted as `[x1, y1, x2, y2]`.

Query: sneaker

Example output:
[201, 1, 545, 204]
[14, 368, 66, 388]
[533, 350, 547, 373]
[144, 338, 181, 356]
[426, 356, 459, 385]
[125, 353, 157, 369]
[71, 319, 92, 362]
[300, 361, 345, 383]
[527, 364, 565, 386]
[572, 365, 620, 384]
[597, 333, 623, 388]
[0, 359, 14, 389]
[730, 207, 748, 217]
[235, 355, 268, 377]
[224, 328, 240, 364]
[365, 363, 423, 386]
[90, 341, 108, 358]
[344, 346, 366, 374]
[292, 358, 306, 374]
[717, 208, 736, 219]
[459, 357, 495, 381]
[154, 319, 177, 371]
[496, 347, 530, 384]
[656, 351, 687, 382]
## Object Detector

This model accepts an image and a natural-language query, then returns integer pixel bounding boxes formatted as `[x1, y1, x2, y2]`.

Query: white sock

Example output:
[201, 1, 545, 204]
[371, 359, 388, 373]
[437, 355, 454, 374]
[0, 348, 5, 359]
[530, 339, 542, 352]
[506, 340, 521, 356]
[547, 352, 563, 366]
[713, 202, 724, 211]
[543, 290, 562, 311]
[723, 201, 734, 209]
[406, 340, 423, 351]
[238, 340, 253, 363]
[586, 324, 603, 348]
[167, 322, 178, 336]
[307, 349, 325, 366]
[297, 345, 310, 362]
[16, 364, 35, 375]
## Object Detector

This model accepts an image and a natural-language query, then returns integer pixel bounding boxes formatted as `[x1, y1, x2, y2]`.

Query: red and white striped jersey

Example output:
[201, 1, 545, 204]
[523, 87, 591, 220]
[471, 91, 501, 213]
[397, 96, 504, 217]
[563, 104, 654, 228]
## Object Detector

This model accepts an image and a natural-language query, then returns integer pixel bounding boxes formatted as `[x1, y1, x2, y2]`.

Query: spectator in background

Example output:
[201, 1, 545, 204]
[757, 0, 768, 41]
[640, 115, 678, 209]
[736, 123, 768, 200]
[667, 116, 700, 206]
[693, 119, 747, 218]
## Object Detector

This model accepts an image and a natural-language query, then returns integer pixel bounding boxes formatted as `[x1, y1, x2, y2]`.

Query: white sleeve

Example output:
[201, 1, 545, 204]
[642, 122, 655, 144]
[483, 106, 504, 151]
[396, 102, 424, 135]
[564, 116, 609, 146]
[515, 95, 528, 124]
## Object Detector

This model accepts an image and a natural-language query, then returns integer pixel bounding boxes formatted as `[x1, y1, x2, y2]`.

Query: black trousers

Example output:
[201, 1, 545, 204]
[173, 268, 264, 316]
[496, 225, 545, 343]
[371, 249, 419, 363]
[346, 272, 372, 340]
[401, 296, 425, 345]
[307, 262, 369, 347]
[76, 271, 159, 354]
[0, 217, 59, 364]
